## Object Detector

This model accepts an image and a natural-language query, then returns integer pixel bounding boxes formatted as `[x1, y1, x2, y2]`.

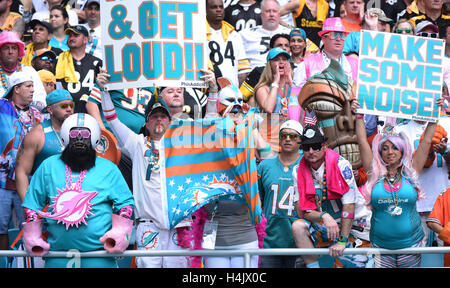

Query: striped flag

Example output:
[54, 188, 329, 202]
[303, 109, 318, 126]
[161, 109, 262, 229]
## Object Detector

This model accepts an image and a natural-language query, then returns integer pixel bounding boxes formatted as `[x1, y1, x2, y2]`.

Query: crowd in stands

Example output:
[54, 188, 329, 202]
[0, 0, 449, 268]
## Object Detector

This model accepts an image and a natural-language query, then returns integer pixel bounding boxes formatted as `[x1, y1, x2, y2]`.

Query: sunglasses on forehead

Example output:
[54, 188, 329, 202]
[302, 143, 323, 152]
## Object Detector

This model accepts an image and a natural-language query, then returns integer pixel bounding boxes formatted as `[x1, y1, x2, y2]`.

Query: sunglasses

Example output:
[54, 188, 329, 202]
[324, 31, 347, 40]
[280, 132, 300, 140]
[302, 143, 323, 152]
[395, 28, 412, 34]
[39, 56, 55, 62]
[69, 129, 91, 139]
[57, 102, 74, 109]
[417, 32, 438, 38]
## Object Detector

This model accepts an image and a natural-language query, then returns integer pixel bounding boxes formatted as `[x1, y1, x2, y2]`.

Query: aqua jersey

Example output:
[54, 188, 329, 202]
[32, 120, 64, 174]
[22, 155, 134, 253]
[89, 85, 153, 134]
[370, 177, 424, 249]
[258, 154, 301, 248]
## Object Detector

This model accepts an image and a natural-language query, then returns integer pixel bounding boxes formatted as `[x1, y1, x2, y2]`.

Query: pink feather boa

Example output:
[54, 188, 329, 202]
[184, 207, 268, 268]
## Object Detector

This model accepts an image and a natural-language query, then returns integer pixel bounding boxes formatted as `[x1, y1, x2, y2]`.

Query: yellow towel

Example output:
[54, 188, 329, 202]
[55, 50, 77, 83]
[206, 20, 235, 42]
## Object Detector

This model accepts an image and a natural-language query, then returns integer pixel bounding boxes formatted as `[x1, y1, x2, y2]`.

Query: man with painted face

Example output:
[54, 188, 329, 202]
[21, 113, 135, 268]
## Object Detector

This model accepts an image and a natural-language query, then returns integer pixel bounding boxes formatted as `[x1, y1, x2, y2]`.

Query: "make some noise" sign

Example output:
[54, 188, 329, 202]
[357, 30, 445, 122]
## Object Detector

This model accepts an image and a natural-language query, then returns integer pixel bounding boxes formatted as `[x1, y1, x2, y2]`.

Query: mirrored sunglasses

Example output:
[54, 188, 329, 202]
[280, 132, 300, 140]
[39, 56, 55, 62]
[325, 31, 347, 40]
[395, 28, 412, 34]
[69, 129, 91, 139]
[57, 102, 74, 109]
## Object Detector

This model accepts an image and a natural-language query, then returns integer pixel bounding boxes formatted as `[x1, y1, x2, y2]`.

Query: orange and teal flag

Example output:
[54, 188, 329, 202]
[161, 109, 262, 229]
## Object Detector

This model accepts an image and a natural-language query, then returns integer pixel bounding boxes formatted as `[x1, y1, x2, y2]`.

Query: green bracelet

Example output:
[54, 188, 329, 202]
[337, 241, 347, 246]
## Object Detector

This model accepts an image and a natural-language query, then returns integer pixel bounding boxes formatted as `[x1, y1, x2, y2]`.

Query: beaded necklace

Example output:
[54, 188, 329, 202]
[385, 174, 403, 216]
[11, 101, 39, 132]
[144, 136, 160, 180]
[65, 165, 87, 191]
[0, 63, 22, 90]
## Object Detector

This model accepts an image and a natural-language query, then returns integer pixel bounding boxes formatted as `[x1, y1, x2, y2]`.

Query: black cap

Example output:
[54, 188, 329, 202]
[30, 19, 53, 34]
[301, 125, 327, 145]
[65, 25, 89, 37]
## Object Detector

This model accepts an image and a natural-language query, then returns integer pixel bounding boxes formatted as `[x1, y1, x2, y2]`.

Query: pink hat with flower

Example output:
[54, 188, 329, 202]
[318, 17, 349, 37]
[0, 31, 25, 58]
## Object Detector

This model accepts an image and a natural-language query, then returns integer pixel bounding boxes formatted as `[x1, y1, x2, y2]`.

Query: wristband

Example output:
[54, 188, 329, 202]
[338, 234, 349, 243]
[341, 211, 354, 219]
[337, 241, 347, 246]
[271, 83, 279, 89]
[355, 114, 364, 119]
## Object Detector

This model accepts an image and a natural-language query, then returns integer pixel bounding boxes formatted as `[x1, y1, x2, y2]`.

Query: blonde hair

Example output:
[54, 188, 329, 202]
[393, 18, 414, 32]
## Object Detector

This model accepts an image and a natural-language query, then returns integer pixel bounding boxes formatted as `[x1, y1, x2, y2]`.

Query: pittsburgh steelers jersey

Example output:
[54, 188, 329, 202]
[239, 24, 291, 69]
[224, 2, 262, 32]
[58, 53, 102, 113]
[207, 21, 251, 87]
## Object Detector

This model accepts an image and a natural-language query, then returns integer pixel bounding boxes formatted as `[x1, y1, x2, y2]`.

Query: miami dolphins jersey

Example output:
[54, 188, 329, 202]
[257, 155, 301, 248]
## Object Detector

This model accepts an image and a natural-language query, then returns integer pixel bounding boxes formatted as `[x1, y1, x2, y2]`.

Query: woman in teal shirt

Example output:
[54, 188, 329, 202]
[353, 99, 441, 268]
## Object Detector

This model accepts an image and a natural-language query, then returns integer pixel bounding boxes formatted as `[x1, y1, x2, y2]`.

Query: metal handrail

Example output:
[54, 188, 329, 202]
[1, 247, 449, 268]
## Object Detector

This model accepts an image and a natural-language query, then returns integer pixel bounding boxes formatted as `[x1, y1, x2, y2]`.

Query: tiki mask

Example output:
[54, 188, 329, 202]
[298, 59, 361, 170]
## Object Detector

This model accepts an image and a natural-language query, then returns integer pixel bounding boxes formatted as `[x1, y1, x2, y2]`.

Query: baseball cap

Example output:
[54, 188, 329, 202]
[289, 28, 306, 40]
[267, 47, 291, 61]
[30, 19, 53, 34]
[65, 25, 89, 37]
[365, 8, 392, 23]
[414, 20, 439, 35]
[46, 89, 73, 106]
[280, 120, 303, 136]
[300, 125, 327, 145]
[32, 48, 57, 61]
[86, 0, 100, 6]
[3, 71, 34, 99]
[144, 95, 171, 120]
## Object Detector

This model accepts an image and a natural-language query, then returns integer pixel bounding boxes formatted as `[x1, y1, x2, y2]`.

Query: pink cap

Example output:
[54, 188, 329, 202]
[0, 31, 25, 58]
[318, 17, 349, 37]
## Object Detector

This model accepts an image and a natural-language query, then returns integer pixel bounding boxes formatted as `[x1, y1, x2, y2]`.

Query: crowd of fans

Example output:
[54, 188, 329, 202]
[0, 0, 449, 268]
